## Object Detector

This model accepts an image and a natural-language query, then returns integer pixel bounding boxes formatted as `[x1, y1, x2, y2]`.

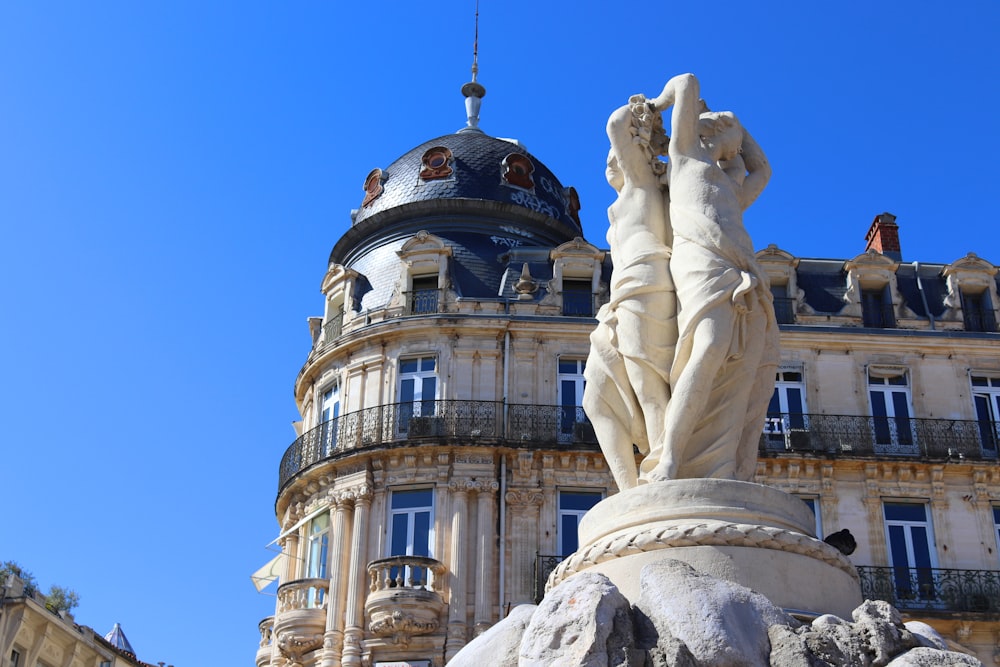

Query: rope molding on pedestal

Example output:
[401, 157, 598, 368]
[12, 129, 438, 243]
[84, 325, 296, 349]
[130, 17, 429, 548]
[547, 520, 858, 592]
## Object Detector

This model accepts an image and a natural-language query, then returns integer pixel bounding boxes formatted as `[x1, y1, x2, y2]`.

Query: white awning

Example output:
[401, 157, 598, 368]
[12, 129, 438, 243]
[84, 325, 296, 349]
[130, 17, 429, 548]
[265, 505, 329, 547]
[251, 553, 285, 592]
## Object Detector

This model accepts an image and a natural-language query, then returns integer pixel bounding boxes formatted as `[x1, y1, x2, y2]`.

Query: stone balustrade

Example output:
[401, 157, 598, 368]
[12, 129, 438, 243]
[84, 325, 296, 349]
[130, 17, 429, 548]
[276, 577, 329, 613]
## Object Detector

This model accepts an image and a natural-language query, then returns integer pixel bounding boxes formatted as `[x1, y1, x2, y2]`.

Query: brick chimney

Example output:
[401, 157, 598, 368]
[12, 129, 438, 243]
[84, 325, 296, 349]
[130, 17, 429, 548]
[864, 212, 901, 261]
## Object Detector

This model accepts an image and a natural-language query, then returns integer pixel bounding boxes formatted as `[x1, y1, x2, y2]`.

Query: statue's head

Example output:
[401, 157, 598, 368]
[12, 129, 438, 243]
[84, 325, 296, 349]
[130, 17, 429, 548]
[698, 111, 742, 162]
[606, 150, 625, 192]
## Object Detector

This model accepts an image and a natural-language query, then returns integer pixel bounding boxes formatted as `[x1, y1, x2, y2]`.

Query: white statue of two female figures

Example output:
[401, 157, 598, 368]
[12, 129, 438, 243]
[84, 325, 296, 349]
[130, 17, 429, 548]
[584, 73, 779, 489]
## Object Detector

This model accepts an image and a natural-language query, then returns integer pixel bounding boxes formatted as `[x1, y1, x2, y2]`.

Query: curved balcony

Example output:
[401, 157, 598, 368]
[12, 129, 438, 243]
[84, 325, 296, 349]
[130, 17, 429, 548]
[858, 566, 1000, 616]
[759, 413, 1000, 461]
[365, 556, 447, 643]
[256, 616, 274, 667]
[273, 578, 328, 663]
[278, 400, 597, 491]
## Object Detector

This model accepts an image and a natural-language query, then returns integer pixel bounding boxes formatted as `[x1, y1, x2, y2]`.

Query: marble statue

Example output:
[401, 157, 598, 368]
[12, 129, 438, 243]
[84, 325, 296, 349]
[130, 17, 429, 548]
[585, 73, 779, 487]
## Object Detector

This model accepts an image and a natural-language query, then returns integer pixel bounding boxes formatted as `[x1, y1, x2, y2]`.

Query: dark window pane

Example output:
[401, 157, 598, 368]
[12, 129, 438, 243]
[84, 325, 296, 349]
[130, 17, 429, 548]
[560, 491, 602, 511]
[413, 511, 431, 556]
[392, 489, 433, 509]
[562, 281, 593, 317]
[884, 503, 927, 522]
[390, 513, 409, 555]
[561, 514, 579, 556]
[559, 359, 579, 374]
[767, 389, 780, 416]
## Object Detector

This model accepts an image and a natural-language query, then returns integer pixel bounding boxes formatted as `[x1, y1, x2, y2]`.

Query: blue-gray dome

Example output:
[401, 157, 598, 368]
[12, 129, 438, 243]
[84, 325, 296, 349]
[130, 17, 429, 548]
[352, 131, 581, 231]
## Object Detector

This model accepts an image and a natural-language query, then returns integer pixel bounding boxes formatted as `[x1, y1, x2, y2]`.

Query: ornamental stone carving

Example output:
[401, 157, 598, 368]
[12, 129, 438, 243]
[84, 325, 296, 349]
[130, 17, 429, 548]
[368, 609, 440, 646]
[277, 630, 324, 663]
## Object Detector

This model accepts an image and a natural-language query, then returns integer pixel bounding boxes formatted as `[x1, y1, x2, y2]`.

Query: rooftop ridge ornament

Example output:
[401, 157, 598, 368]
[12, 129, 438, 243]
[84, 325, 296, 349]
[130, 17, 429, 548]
[459, 0, 486, 133]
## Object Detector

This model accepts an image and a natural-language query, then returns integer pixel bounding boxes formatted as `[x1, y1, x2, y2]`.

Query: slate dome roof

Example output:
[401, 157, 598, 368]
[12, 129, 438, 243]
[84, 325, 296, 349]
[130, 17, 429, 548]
[352, 130, 581, 232]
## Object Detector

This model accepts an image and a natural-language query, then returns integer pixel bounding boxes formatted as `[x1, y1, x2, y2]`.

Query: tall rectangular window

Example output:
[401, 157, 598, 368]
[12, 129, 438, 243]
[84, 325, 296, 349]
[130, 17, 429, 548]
[993, 507, 1000, 562]
[766, 369, 807, 431]
[398, 357, 438, 434]
[869, 369, 914, 453]
[862, 286, 895, 328]
[562, 280, 593, 317]
[389, 488, 435, 584]
[962, 290, 996, 332]
[10, 650, 21, 667]
[558, 490, 602, 557]
[884, 501, 937, 601]
[320, 383, 340, 455]
[558, 359, 587, 440]
[304, 513, 330, 607]
[972, 376, 1000, 458]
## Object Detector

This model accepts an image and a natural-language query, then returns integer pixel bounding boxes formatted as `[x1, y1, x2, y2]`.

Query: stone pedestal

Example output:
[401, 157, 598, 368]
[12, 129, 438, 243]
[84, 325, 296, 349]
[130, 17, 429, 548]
[547, 479, 862, 618]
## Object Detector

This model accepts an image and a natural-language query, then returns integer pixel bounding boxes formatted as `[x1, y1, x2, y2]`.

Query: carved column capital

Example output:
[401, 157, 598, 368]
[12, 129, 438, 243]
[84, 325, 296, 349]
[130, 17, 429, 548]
[506, 488, 544, 507]
[448, 479, 476, 494]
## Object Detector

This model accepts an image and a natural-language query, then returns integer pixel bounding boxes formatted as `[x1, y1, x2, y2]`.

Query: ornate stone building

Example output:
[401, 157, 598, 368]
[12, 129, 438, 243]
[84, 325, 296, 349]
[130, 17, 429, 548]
[256, 83, 1000, 665]
[1, 575, 155, 667]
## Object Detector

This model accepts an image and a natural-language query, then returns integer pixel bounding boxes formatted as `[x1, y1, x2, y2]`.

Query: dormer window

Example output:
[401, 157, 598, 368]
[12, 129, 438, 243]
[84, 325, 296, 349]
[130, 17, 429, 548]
[419, 146, 454, 181]
[842, 250, 913, 327]
[943, 253, 1000, 332]
[501, 153, 535, 190]
[548, 238, 604, 318]
[755, 244, 806, 325]
[395, 231, 452, 316]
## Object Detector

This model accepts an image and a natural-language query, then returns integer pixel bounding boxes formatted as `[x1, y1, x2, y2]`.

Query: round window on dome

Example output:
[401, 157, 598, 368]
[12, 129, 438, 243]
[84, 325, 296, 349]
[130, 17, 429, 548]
[420, 146, 454, 181]
[501, 153, 535, 190]
[362, 168, 385, 207]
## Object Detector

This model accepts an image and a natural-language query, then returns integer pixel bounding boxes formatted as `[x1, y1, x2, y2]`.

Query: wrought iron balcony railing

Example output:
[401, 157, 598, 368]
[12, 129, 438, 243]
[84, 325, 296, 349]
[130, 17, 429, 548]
[857, 566, 1000, 615]
[321, 311, 344, 346]
[278, 400, 597, 491]
[759, 413, 1000, 461]
[535, 554, 563, 603]
[405, 289, 443, 315]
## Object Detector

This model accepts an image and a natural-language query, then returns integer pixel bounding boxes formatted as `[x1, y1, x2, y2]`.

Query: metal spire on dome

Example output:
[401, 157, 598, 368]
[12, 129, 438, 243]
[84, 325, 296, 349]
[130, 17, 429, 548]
[459, 0, 486, 133]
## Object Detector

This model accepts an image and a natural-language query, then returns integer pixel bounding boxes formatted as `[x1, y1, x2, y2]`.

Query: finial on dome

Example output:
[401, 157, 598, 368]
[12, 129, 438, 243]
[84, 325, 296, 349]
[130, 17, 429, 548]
[459, 1, 486, 133]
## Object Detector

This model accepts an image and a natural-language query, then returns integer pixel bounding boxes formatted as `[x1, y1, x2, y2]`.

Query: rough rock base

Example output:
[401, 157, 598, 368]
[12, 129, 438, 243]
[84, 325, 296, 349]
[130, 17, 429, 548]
[450, 559, 982, 666]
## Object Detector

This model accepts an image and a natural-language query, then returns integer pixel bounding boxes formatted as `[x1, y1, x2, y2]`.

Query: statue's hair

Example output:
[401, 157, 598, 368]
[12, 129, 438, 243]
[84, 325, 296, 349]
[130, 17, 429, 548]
[626, 94, 669, 177]
[698, 111, 740, 136]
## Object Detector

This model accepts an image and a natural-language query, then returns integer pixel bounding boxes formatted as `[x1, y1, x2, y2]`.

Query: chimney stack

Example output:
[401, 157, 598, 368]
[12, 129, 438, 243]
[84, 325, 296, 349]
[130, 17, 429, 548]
[864, 212, 901, 261]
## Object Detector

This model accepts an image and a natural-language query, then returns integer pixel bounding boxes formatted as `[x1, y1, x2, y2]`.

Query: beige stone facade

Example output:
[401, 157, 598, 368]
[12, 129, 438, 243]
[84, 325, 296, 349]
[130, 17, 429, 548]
[1, 577, 150, 667]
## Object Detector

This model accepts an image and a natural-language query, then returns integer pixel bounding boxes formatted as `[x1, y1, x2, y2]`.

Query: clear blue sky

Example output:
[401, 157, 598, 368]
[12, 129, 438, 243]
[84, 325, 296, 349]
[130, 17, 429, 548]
[1, 2, 998, 665]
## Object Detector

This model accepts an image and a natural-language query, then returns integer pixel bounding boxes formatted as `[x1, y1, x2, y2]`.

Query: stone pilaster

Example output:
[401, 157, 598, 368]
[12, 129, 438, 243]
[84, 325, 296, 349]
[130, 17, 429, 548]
[473, 480, 499, 635]
[863, 464, 888, 565]
[320, 496, 354, 667]
[505, 488, 544, 605]
[445, 480, 472, 661]
[341, 486, 372, 667]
